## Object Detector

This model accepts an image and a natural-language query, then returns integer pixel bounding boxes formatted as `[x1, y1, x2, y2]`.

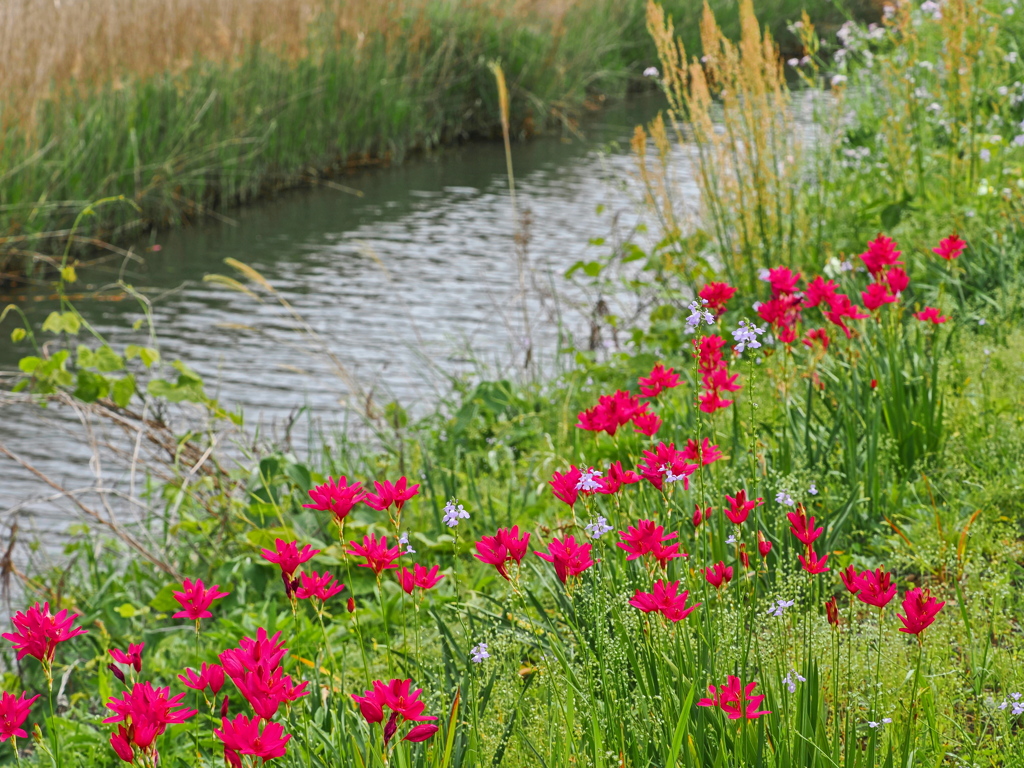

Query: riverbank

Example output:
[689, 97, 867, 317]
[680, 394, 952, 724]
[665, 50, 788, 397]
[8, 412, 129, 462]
[0, 0, 868, 285]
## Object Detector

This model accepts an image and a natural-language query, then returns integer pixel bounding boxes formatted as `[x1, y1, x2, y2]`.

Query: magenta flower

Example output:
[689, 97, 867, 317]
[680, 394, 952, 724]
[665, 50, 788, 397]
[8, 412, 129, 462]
[704, 562, 733, 589]
[104, 682, 197, 751]
[260, 539, 320, 578]
[346, 534, 401, 575]
[303, 475, 366, 523]
[0, 691, 40, 742]
[798, 550, 830, 574]
[697, 676, 771, 720]
[534, 536, 595, 583]
[787, 507, 823, 547]
[914, 306, 948, 325]
[352, 679, 439, 745]
[215, 714, 292, 763]
[363, 477, 420, 513]
[109, 642, 145, 673]
[933, 233, 966, 260]
[549, 466, 582, 508]
[474, 526, 530, 581]
[723, 490, 763, 525]
[3, 602, 87, 665]
[853, 567, 897, 608]
[179, 663, 226, 695]
[617, 520, 683, 567]
[295, 571, 345, 603]
[629, 580, 699, 622]
[897, 587, 945, 636]
[597, 462, 641, 495]
[397, 564, 444, 595]
[172, 578, 230, 621]
[638, 364, 681, 398]
[632, 411, 662, 436]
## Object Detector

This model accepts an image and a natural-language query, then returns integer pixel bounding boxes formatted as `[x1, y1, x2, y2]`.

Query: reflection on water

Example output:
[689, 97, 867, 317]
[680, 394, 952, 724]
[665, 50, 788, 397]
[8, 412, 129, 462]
[0, 94, 701, 536]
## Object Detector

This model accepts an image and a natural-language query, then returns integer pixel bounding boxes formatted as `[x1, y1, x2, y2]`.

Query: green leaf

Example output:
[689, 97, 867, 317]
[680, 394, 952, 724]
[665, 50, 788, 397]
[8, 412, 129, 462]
[285, 462, 313, 492]
[10, 328, 25, 343]
[94, 345, 125, 372]
[582, 261, 603, 277]
[114, 603, 138, 618]
[148, 583, 183, 612]
[126, 345, 161, 368]
[112, 375, 136, 408]
[42, 311, 81, 335]
[61, 265, 78, 283]
[18, 356, 42, 374]
[73, 371, 109, 403]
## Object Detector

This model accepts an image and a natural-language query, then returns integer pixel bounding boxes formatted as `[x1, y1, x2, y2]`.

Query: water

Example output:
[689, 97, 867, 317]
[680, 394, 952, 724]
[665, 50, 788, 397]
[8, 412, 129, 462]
[0, 94, 701, 538]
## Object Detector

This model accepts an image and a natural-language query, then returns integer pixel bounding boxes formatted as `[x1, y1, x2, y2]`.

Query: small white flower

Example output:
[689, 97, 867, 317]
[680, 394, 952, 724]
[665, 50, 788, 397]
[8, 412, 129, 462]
[575, 467, 603, 493]
[868, 721, 880, 729]
[882, 717, 892, 724]
[1006, 52, 1019, 63]
[801, 56, 811, 65]
[883, 3, 895, 17]
[585, 516, 614, 539]
[398, 532, 417, 554]
[732, 320, 766, 355]
[661, 463, 685, 484]
[840, 260, 854, 272]
[758, 268, 771, 281]
[831, 74, 848, 87]
[776, 490, 795, 507]
[726, 534, 737, 545]
[787, 58, 800, 67]
[643, 66, 660, 78]
[808, 482, 818, 496]
[686, 300, 715, 328]
[443, 498, 470, 528]
[470, 643, 490, 663]
[927, 101, 941, 113]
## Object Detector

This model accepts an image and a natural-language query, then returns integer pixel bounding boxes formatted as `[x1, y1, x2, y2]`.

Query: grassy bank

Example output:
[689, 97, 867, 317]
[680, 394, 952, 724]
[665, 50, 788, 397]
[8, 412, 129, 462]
[9, 0, 1024, 766]
[0, 0, 861, 283]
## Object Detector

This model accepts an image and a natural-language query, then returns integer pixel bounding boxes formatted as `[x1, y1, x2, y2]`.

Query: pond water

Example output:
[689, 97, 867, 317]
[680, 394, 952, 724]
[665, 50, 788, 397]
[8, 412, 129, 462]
[0, 93, 702, 535]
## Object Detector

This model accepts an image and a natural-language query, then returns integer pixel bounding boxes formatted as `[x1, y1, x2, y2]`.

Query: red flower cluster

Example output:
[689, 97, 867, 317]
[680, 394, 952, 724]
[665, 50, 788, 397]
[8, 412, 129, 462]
[758, 266, 805, 344]
[474, 526, 530, 581]
[220, 628, 309, 721]
[723, 490, 763, 525]
[629, 580, 700, 622]
[0, 691, 40, 743]
[914, 306, 948, 325]
[697, 676, 771, 720]
[842, 566, 897, 608]
[351, 679, 439, 745]
[933, 233, 966, 260]
[704, 562, 733, 589]
[638, 442, 699, 491]
[788, 506, 829, 575]
[617, 520, 684, 568]
[173, 578, 230, 621]
[3, 601, 87, 667]
[179, 663, 226, 696]
[363, 477, 420, 514]
[534, 536, 595, 583]
[216, 715, 292, 765]
[897, 588, 945, 636]
[696, 335, 739, 413]
[576, 390, 649, 436]
[397, 564, 444, 595]
[346, 534, 402, 575]
[638, 364, 680, 398]
[105, 682, 197, 763]
[303, 475, 366, 524]
[699, 281, 736, 316]
[295, 571, 346, 603]
[597, 462, 641, 495]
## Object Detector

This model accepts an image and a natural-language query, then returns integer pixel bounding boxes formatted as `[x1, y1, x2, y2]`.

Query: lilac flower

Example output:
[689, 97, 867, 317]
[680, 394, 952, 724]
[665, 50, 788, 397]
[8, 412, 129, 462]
[575, 468, 603, 493]
[585, 516, 613, 540]
[643, 66, 660, 78]
[686, 300, 715, 328]
[808, 482, 818, 496]
[768, 599, 795, 617]
[782, 669, 806, 693]
[732, 321, 765, 354]
[443, 499, 470, 528]
[776, 490, 795, 507]
[470, 643, 490, 663]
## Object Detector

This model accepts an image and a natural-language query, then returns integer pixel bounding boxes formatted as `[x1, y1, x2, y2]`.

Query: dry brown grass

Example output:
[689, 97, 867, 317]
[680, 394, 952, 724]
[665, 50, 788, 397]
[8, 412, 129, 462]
[0, 0, 578, 132]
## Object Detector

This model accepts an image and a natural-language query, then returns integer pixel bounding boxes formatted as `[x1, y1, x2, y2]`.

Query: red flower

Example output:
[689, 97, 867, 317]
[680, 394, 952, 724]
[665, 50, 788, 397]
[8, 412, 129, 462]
[397, 564, 444, 595]
[260, 539, 320, 579]
[638, 364, 681, 398]
[699, 282, 736, 315]
[303, 475, 366, 523]
[802, 328, 830, 350]
[576, 391, 647, 435]
[549, 466, 582, 508]
[295, 571, 346, 602]
[172, 579, 230, 621]
[897, 587, 945, 636]
[853, 567, 897, 608]
[110, 725, 134, 763]
[215, 714, 292, 763]
[104, 682, 197, 750]
[914, 307, 948, 324]
[404, 724, 440, 742]
[179, 663, 226, 695]
[597, 462, 641, 494]
[3, 602, 87, 664]
[932, 233, 966, 260]
[699, 390, 734, 414]
[885, 266, 909, 294]
[787, 507, 823, 547]
[474, 526, 530, 580]
[756, 530, 772, 558]
[697, 676, 771, 719]
[696, 335, 727, 374]
[840, 565, 859, 595]
[799, 550, 830, 574]
[824, 293, 869, 338]
[825, 596, 840, 626]
[757, 295, 803, 331]
[109, 643, 145, 673]
[859, 234, 903, 275]
[767, 266, 801, 297]
[723, 490, 763, 525]
[534, 536, 595, 583]
[632, 411, 662, 436]
[346, 534, 401, 575]
[804, 276, 838, 308]
[629, 580, 700, 622]
[363, 477, 420, 513]
[617, 520, 683, 567]
[862, 283, 897, 310]
[219, 628, 288, 679]
[693, 504, 711, 528]
[681, 438, 723, 466]
[704, 562, 733, 589]
[232, 665, 309, 720]
[0, 691, 40, 742]
[638, 442, 698, 491]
